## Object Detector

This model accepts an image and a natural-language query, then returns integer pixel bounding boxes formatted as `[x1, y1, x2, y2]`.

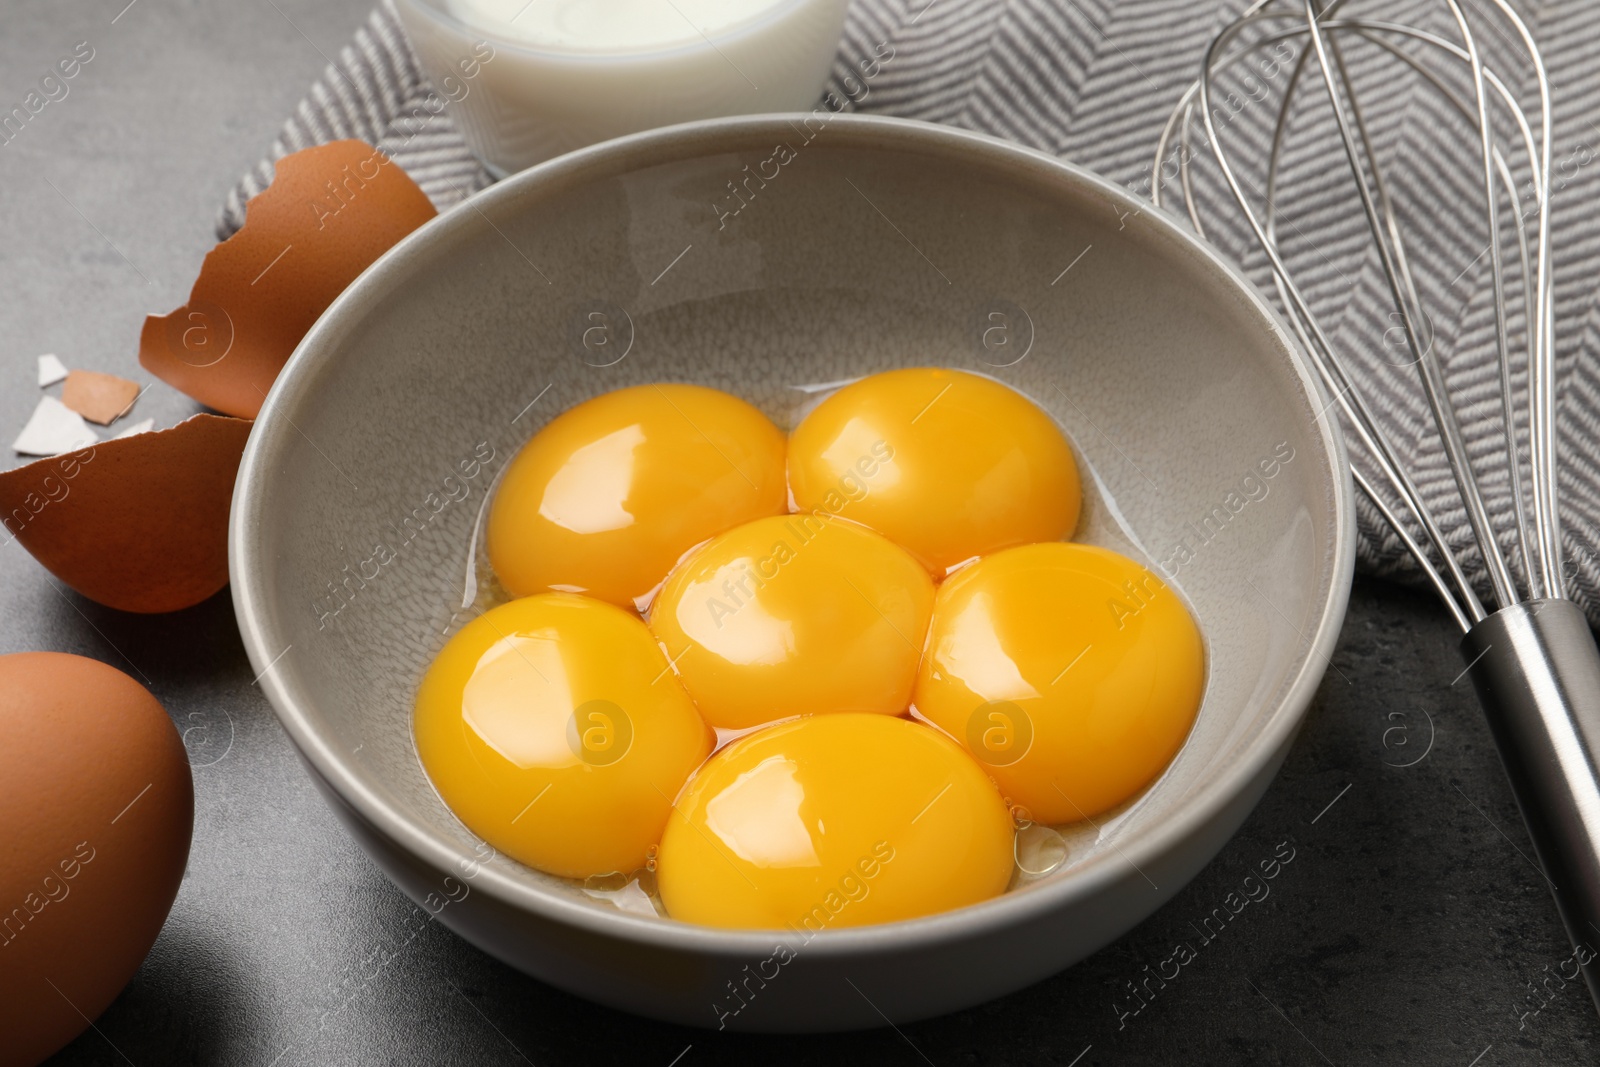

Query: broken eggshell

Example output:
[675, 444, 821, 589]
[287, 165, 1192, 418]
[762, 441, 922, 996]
[0, 414, 251, 613]
[11, 396, 96, 457]
[61, 369, 141, 426]
[138, 139, 436, 419]
[36, 354, 68, 387]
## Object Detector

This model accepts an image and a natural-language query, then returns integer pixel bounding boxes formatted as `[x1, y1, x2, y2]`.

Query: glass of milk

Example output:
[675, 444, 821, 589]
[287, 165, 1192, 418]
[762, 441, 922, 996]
[394, 0, 853, 178]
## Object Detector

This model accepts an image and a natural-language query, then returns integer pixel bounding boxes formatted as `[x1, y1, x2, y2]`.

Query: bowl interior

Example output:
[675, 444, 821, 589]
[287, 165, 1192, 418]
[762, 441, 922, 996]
[234, 116, 1349, 946]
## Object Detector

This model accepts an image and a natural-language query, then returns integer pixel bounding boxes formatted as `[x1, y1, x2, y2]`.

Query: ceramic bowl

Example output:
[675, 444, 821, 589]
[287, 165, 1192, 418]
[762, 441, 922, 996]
[231, 114, 1354, 1032]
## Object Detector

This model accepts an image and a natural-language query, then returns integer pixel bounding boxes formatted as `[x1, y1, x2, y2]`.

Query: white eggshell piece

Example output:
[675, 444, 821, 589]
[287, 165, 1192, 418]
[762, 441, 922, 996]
[37, 353, 69, 387]
[12, 395, 99, 456]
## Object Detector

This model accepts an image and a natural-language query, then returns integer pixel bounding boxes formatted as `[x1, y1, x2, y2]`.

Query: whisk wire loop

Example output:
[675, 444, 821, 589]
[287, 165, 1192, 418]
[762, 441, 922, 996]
[1186, 5, 1488, 624]
[1156, 0, 1559, 631]
[1303, 0, 1519, 610]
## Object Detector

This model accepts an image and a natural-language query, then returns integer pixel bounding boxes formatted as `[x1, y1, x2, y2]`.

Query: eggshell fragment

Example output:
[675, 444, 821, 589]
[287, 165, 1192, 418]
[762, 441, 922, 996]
[61, 370, 141, 425]
[138, 140, 436, 419]
[0, 414, 251, 613]
[114, 418, 154, 440]
[37, 354, 68, 387]
[11, 396, 97, 456]
[0, 652, 192, 1067]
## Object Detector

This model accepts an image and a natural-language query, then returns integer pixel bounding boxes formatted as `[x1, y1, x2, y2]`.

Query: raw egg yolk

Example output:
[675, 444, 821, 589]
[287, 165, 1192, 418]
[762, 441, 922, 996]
[488, 383, 788, 609]
[913, 542, 1203, 823]
[657, 714, 1014, 929]
[649, 514, 934, 730]
[414, 593, 713, 879]
[787, 368, 1080, 576]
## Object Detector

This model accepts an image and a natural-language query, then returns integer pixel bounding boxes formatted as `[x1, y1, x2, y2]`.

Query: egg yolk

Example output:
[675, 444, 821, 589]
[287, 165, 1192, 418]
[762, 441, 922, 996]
[414, 593, 713, 879]
[787, 368, 1081, 576]
[657, 714, 1014, 929]
[648, 514, 934, 730]
[913, 542, 1204, 823]
[488, 383, 788, 609]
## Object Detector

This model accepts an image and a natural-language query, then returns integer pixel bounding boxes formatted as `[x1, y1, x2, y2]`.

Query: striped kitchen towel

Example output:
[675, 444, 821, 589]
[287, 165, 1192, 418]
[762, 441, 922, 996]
[224, 0, 1600, 626]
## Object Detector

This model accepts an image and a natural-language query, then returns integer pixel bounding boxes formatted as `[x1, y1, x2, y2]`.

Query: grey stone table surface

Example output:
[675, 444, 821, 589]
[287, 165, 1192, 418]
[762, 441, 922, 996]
[3, 0, 1599, 1064]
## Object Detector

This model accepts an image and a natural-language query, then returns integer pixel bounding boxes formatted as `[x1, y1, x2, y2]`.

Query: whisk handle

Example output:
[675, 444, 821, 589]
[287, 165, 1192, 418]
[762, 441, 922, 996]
[1463, 599, 1600, 1013]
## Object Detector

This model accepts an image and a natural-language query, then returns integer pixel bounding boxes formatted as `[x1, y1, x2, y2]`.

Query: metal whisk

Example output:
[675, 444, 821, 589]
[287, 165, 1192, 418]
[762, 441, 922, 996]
[1154, 0, 1600, 1013]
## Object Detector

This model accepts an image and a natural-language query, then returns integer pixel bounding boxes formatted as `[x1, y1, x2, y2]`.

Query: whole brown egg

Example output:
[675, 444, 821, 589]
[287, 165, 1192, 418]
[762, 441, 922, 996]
[0, 652, 193, 1067]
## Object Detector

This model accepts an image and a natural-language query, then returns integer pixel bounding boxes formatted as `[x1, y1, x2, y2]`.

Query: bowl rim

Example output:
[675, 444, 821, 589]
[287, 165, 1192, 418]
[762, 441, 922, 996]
[231, 112, 1356, 960]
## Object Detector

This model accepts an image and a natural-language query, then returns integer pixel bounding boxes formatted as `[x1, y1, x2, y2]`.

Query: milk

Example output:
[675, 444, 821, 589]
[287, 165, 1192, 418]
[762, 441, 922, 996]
[447, 0, 792, 53]
[395, 0, 852, 176]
